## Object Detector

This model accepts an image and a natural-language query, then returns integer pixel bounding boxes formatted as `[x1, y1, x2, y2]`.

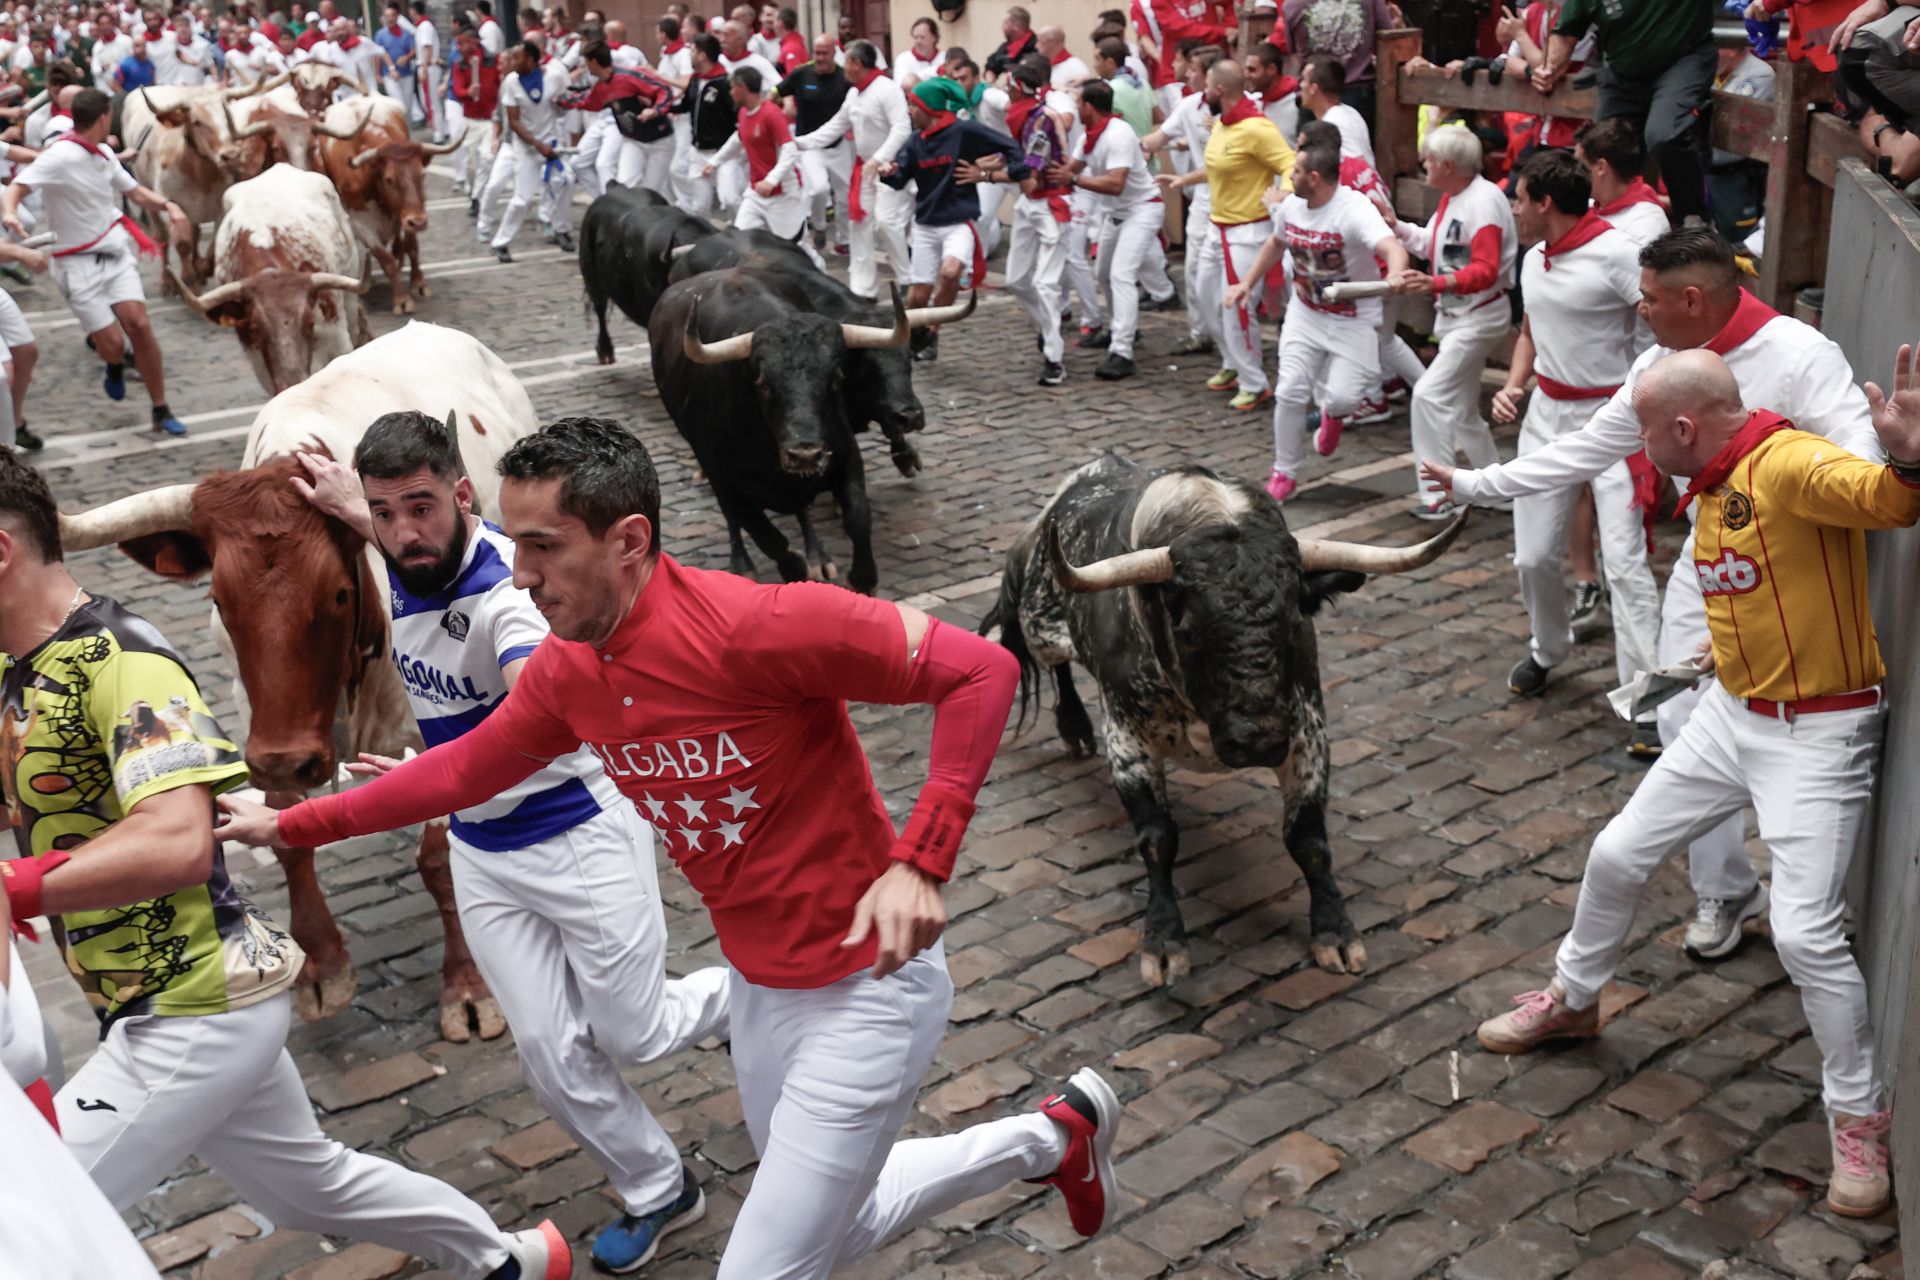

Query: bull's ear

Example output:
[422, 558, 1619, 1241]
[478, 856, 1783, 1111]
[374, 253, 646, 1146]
[1300, 570, 1367, 616]
[119, 531, 212, 580]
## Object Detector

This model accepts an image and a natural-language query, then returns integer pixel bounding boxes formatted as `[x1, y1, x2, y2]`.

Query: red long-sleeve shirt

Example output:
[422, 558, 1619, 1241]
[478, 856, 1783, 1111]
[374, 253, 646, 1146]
[451, 55, 500, 120]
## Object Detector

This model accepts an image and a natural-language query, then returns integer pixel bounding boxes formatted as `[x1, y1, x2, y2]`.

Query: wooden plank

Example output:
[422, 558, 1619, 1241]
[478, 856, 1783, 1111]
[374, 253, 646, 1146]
[1394, 175, 1440, 224]
[1807, 111, 1875, 189]
[1708, 90, 1773, 165]
[1397, 62, 1597, 118]
[1757, 58, 1831, 311]
[1374, 28, 1424, 201]
[1236, 3, 1276, 54]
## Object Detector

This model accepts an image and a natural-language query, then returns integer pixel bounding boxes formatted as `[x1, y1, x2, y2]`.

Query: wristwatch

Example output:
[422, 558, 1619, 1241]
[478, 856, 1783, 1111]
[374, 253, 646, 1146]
[1874, 120, 1898, 150]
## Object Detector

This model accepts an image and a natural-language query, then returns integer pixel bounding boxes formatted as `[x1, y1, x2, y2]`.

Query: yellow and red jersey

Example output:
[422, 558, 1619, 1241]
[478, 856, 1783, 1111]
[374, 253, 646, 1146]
[1690, 421, 1920, 701]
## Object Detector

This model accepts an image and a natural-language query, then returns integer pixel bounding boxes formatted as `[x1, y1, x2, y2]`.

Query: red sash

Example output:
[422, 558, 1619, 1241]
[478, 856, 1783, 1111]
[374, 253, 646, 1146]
[51, 136, 162, 258]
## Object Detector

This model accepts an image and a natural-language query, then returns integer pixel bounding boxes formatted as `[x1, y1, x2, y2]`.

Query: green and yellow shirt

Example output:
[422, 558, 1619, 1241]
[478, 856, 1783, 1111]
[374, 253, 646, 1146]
[2, 594, 302, 1027]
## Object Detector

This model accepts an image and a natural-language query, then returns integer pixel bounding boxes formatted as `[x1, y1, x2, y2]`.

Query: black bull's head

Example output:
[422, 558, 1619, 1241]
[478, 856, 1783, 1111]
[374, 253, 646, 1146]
[1047, 509, 1469, 769]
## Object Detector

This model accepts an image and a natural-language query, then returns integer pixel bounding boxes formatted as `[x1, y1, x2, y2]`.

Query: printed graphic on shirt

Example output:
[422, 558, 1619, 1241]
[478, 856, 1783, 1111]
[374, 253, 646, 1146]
[1696, 548, 1760, 596]
[1723, 491, 1753, 531]
[1286, 224, 1358, 317]
[587, 731, 760, 858]
[1436, 215, 1474, 316]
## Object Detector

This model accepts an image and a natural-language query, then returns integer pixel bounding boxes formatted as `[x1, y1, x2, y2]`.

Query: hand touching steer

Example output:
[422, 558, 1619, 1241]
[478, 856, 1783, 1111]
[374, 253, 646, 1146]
[985, 455, 1467, 984]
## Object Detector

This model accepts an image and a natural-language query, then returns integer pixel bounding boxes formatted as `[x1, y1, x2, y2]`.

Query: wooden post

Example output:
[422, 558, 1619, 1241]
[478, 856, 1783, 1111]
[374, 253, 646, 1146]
[1238, 4, 1276, 53]
[1756, 57, 1831, 312]
[1373, 28, 1423, 214]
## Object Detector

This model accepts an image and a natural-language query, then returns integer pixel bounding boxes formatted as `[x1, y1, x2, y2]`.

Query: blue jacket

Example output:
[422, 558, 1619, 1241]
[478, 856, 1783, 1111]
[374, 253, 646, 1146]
[881, 118, 1026, 227]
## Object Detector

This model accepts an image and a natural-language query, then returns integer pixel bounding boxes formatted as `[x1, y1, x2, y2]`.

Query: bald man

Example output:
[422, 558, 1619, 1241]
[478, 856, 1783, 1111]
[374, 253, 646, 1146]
[1035, 25, 1087, 90]
[1477, 342, 1920, 1223]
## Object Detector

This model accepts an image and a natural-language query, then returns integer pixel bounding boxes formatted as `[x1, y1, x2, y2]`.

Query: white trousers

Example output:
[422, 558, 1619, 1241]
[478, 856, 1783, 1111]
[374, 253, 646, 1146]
[573, 111, 614, 199]
[445, 111, 493, 191]
[1062, 192, 1103, 328]
[453, 803, 730, 1217]
[1214, 220, 1271, 392]
[620, 136, 677, 198]
[479, 141, 573, 246]
[420, 64, 443, 134]
[1183, 197, 1220, 346]
[1512, 393, 1663, 686]
[1377, 295, 1425, 388]
[1271, 306, 1378, 475]
[849, 176, 913, 301]
[736, 185, 810, 239]
[975, 182, 1009, 258]
[1095, 201, 1173, 360]
[1006, 198, 1069, 364]
[801, 141, 853, 245]
[1554, 682, 1883, 1115]
[57, 993, 510, 1278]
[1658, 531, 1764, 900]
[680, 148, 748, 220]
[1410, 304, 1508, 500]
[717, 944, 1067, 1279]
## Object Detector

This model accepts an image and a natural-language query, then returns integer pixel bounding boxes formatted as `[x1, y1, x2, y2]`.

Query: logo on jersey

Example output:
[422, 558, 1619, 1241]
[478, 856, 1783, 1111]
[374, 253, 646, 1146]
[1723, 492, 1753, 531]
[1696, 549, 1760, 596]
[588, 732, 762, 857]
[390, 650, 487, 703]
[441, 609, 470, 642]
[589, 731, 752, 783]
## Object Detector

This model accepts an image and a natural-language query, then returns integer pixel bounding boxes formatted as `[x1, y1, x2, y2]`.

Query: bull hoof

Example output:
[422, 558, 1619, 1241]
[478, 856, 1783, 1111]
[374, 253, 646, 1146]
[392, 297, 416, 317]
[891, 444, 922, 477]
[439, 985, 508, 1043]
[1138, 948, 1191, 987]
[291, 960, 358, 1022]
[775, 553, 811, 583]
[814, 559, 838, 582]
[1060, 731, 1096, 759]
[414, 280, 432, 299]
[596, 346, 616, 367]
[1310, 935, 1368, 975]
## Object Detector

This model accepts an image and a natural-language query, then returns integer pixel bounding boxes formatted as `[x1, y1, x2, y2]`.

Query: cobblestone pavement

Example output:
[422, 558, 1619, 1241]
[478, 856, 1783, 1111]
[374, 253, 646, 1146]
[12, 168, 1905, 1280]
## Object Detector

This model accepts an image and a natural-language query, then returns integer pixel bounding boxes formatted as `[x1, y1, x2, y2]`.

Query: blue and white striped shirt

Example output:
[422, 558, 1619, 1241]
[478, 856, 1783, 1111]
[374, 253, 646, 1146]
[387, 522, 618, 851]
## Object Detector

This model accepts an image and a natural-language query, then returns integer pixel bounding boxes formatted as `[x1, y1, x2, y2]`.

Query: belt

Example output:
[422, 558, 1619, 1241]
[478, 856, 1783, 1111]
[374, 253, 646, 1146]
[1536, 375, 1622, 402]
[1468, 289, 1508, 313]
[1744, 688, 1882, 721]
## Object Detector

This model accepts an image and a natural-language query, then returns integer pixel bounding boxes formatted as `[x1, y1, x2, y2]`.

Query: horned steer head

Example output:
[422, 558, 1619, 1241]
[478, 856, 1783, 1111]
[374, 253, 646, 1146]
[171, 264, 369, 394]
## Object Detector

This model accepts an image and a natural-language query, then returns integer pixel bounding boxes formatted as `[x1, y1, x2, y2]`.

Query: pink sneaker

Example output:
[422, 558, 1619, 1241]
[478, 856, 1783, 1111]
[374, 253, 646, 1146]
[1829, 1110, 1892, 1217]
[1265, 468, 1296, 502]
[1315, 411, 1345, 456]
[1476, 981, 1599, 1053]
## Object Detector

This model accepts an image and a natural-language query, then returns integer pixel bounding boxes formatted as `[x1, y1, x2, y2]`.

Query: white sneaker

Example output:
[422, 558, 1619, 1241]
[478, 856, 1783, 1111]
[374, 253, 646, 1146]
[1684, 882, 1768, 960]
[500, 1220, 570, 1279]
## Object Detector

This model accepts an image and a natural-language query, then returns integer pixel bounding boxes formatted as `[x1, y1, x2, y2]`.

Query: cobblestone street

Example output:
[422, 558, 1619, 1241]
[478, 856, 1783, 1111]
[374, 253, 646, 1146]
[12, 165, 1906, 1280]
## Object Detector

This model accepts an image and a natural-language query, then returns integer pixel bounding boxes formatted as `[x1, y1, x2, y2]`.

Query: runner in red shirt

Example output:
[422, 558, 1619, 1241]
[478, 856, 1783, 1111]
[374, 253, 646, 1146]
[217, 417, 1123, 1279]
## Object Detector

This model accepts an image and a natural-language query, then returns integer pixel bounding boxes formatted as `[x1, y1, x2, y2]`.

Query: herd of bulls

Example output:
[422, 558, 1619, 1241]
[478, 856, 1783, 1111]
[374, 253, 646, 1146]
[43, 166, 1472, 1036]
[127, 63, 453, 393]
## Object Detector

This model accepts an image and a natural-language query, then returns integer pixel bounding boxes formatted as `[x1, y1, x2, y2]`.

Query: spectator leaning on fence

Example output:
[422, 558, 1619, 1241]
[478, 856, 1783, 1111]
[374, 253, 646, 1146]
[1532, 0, 1716, 227]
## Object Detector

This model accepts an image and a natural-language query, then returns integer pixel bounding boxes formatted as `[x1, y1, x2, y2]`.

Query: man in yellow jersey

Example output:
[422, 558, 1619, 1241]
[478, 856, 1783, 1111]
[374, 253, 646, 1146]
[1476, 343, 1920, 1220]
[1156, 58, 1294, 411]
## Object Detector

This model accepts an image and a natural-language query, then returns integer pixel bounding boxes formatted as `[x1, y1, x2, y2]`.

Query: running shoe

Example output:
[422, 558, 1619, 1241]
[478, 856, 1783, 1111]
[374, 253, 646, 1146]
[12, 422, 42, 452]
[1383, 376, 1410, 402]
[1031, 1068, 1120, 1237]
[1476, 981, 1599, 1054]
[495, 1219, 570, 1279]
[151, 408, 187, 437]
[1570, 581, 1605, 632]
[1038, 360, 1065, 386]
[1349, 396, 1393, 425]
[1315, 410, 1345, 457]
[1829, 1111, 1892, 1218]
[1228, 388, 1272, 412]
[1140, 289, 1180, 312]
[1684, 881, 1767, 961]
[1205, 368, 1238, 391]
[1265, 468, 1296, 502]
[1410, 497, 1459, 521]
[1076, 326, 1110, 350]
[590, 1165, 705, 1274]
[103, 363, 125, 402]
[1094, 353, 1134, 381]
[1170, 334, 1215, 355]
[1507, 654, 1551, 696]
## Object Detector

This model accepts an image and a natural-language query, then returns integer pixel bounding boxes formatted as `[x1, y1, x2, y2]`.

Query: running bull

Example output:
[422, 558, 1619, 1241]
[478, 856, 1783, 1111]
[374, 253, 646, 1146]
[580, 183, 714, 356]
[984, 454, 1467, 984]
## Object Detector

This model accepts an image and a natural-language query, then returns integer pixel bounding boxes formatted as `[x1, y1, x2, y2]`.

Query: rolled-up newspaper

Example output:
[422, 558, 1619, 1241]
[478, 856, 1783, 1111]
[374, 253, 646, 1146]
[1607, 662, 1709, 721]
[18, 232, 53, 249]
[1322, 280, 1394, 302]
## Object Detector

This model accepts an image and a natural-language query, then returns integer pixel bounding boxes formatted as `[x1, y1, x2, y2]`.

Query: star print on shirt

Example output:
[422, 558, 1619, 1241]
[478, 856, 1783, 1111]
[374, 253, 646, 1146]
[715, 819, 746, 848]
[675, 794, 707, 822]
[721, 784, 759, 816]
[636, 781, 759, 857]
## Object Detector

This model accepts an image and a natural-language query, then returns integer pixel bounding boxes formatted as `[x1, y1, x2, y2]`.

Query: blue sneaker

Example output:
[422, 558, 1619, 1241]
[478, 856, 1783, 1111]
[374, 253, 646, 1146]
[591, 1164, 705, 1274]
[152, 414, 187, 437]
[103, 364, 125, 401]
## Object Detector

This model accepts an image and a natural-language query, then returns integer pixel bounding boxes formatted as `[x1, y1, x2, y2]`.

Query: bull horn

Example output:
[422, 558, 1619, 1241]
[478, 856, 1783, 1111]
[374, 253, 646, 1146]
[223, 74, 268, 99]
[18, 90, 46, 116]
[58, 485, 197, 551]
[340, 73, 370, 94]
[221, 97, 273, 139]
[307, 270, 370, 294]
[903, 288, 977, 329]
[348, 146, 383, 169]
[839, 283, 911, 350]
[1045, 522, 1173, 593]
[681, 298, 754, 364]
[667, 243, 698, 261]
[168, 266, 248, 316]
[419, 135, 462, 155]
[255, 70, 293, 94]
[1295, 508, 1469, 575]
[315, 102, 376, 140]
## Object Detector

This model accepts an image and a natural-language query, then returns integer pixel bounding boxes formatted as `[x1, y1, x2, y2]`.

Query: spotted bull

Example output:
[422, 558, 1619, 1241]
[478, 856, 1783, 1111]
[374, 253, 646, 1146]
[983, 454, 1467, 984]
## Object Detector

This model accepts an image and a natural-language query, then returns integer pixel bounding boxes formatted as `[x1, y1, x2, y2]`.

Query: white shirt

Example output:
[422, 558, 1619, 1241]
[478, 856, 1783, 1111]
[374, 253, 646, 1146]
[1394, 175, 1516, 330]
[1050, 53, 1089, 91]
[748, 30, 779, 64]
[388, 523, 620, 849]
[720, 49, 779, 90]
[1254, 87, 1298, 144]
[1270, 185, 1394, 326]
[89, 31, 131, 84]
[1595, 196, 1670, 248]
[655, 43, 691, 81]
[499, 60, 568, 143]
[1454, 306, 1880, 505]
[325, 36, 386, 89]
[1319, 100, 1374, 167]
[1519, 223, 1642, 396]
[414, 16, 439, 67]
[893, 46, 942, 85]
[149, 32, 211, 84]
[478, 16, 503, 56]
[610, 42, 645, 71]
[1164, 91, 1212, 211]
[14, 137, 137, 251]
[796, 70, 909, 166]
[1074, 119, 1157, 215]
[972, 83, 1009, 133]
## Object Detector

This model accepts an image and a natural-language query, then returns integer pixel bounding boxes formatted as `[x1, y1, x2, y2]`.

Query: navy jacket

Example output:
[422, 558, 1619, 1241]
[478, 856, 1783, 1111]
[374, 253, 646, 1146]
[881, 119, 1027, 226]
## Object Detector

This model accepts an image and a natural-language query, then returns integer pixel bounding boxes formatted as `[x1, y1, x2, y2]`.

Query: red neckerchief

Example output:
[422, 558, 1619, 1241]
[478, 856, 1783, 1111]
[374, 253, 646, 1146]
[1082, 110, 1115, 150]
[385, 23, 404, 37]
[1704, 288, 1782, 355]
[1675, 410, 1794, 515]
[849, 64, 885, 90]
[1217, 95, 1260, 126]
[1005, 29, 1033, 59]
[694, 62, 724, 78]
[1272, 74, 1298, 96]
[1005, 92, 1040, 137]
[608, 37, 624, 48]
[918, 108, 957, 137]
[1595, 177, 1662, 216]
[662, 37, 683, 55]
[1540, 210, 1611, 271]
[1048, 46, 1069, 65]
[337, 33, 360, 49]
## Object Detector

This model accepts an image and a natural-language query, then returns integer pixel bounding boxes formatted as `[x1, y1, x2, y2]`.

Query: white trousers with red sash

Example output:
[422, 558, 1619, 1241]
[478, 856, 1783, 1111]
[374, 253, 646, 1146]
[1212, 218, 1271, 393]
[847, 163, 912, 301]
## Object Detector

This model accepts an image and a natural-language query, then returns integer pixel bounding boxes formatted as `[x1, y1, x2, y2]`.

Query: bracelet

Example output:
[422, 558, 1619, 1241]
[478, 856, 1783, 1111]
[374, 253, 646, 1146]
[1874, 121, 1898, 149]
[1890, 456, 1920, 483]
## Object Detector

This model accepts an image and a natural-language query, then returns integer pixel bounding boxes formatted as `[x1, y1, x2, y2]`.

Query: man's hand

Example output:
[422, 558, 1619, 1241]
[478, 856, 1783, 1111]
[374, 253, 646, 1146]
[1691, 636, 1716, 675]
[1391, 267, 1436, 296]
[753, 176, 776, 196]
[954, 158, 986, 185]
[1494, 5, 1525, 44]
[344, 751, 403, 778]
[214, 793, 290, 849]
[1491, 383, 1526, 425]
[1261, 183, 1284, 208]
[1866, 339, 1920, 462]
[1222, 279, 1252, 310]
[3, 210, 28, 240]
[1043, 160, 1074, 187]
[1832, 0, 1891, 54]
[1530, 60, 1562, 94]
[1154, 170, 1180, 192]
[841, 860, 946, 979]
[1744, 0, 1769, 18]
[1419, 459, 1456, 498]
[167, 202, 192, 247]
[700, 161, 715, 177]
[875, 159, 897, 177]
[290, 449, 365, 521]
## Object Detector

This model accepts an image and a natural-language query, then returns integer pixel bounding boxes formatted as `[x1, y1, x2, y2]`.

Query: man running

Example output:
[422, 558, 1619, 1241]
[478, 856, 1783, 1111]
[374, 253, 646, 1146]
[794, 38, 910, 301]
[476, 38, 573, 261]
[291, 415, 729, 1275]
[0, 450, 568, 1280]
[0, 89, 187, 436]
[704, 64, 818, 263]
[219, 417, 1124, 1280]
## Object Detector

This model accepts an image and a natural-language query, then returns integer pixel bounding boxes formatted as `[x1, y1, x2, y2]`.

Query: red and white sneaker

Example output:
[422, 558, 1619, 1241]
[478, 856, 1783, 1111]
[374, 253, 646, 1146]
[1315, 410, 1346, 456]
[498, 1219, 571, 1279]
[1350, 396, 1394, 425]
[1034, 1068, 1120, 1237]
[1265, 468, 1297, 502]
[1383, 376, 1411, 402]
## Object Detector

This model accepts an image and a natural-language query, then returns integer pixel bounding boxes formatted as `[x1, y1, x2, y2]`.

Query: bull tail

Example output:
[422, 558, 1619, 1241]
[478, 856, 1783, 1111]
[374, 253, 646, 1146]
[978, 564, 1041, 734]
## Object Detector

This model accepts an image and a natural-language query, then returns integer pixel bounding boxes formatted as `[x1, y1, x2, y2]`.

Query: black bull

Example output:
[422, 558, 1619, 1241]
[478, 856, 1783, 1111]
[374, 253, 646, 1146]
[649, 269, 929, 595]
[668, 228, 946, 477]
[579, 184, 715, 363]
[983, 454, 1468, 985]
